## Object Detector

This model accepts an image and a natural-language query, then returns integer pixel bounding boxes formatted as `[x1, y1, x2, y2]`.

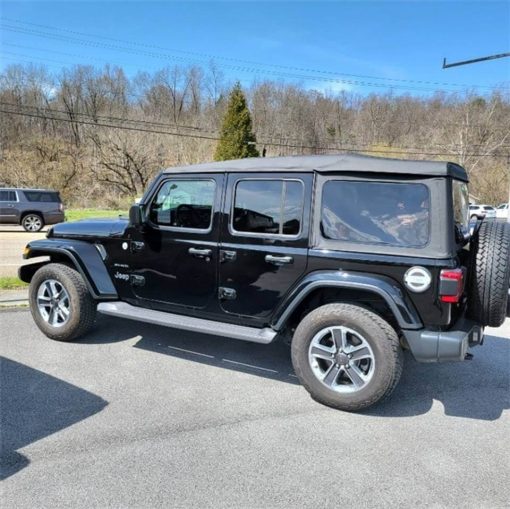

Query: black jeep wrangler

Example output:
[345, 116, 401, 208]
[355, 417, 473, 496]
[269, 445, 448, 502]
[20, 154, 510, 411]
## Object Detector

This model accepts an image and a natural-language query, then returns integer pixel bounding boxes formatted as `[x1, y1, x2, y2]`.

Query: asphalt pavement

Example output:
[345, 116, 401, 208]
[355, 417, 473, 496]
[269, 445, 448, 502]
[1, 310, 509, 508]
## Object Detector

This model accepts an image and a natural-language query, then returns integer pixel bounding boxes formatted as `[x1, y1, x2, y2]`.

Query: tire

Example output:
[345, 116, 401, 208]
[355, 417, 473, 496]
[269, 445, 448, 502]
[291, 303, 403, 412]
[22, 213, 44, 232]
[29, 263, 96, 341]
[467, 221, 510, 327]
[470, 215, 478, 222]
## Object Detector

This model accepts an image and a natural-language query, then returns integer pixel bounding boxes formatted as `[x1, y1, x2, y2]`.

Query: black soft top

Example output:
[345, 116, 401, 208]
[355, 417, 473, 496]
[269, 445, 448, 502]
[162, 153, 468, 181]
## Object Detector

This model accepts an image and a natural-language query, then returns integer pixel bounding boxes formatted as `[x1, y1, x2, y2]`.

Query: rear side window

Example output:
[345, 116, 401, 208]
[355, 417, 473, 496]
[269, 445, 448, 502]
[0, 190, 17, 201]
[23, 191, 60, 202]
[321, 181, 430, 248]
[232, 179, 304, 236]
[453, 180, 469, 230]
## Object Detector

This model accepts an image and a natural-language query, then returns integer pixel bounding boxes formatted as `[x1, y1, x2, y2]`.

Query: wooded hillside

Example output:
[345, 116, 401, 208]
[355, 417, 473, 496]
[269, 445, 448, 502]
[1, 63, 508, 206]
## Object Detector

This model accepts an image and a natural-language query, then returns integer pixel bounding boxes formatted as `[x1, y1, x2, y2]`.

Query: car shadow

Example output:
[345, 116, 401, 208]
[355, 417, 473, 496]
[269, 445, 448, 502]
[0, 357, 108, 480]
[82, 316, 509, 421]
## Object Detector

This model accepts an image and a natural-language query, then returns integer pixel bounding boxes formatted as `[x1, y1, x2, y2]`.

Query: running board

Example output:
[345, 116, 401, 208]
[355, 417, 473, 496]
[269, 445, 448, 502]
[97, 301, 277, 344]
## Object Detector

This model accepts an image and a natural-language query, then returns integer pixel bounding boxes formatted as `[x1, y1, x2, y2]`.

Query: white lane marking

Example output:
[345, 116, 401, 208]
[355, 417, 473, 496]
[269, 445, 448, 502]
[222, 358, 278, 373]
[167, 345, 215, 359]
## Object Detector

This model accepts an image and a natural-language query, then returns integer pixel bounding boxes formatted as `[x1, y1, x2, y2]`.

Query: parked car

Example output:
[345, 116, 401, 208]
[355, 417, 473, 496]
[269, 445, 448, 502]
[469, 204, 496, 221]
[19, 154, 510, 412]
[0, 188, 65, 232]
[496, 202, 509, 220]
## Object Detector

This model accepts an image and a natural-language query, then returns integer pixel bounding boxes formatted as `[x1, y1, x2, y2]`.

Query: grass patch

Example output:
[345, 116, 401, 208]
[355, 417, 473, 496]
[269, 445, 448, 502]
[0, 276, 28, 290]
[65, 208, 127, 222]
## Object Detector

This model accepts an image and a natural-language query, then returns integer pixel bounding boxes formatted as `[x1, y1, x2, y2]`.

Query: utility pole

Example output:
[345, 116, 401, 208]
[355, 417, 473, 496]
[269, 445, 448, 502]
[443, 52, 510, 221]
[442, 52, 510, 68]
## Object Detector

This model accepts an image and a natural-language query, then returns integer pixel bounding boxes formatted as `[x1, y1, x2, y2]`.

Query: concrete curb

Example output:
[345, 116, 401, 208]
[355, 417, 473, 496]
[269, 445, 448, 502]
[0, 289, 29, 308]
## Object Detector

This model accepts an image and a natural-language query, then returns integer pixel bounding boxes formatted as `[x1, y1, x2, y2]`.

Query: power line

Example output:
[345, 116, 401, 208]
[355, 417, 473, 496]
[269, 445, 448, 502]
[3, 102, 509, 149]
[2, 16, 502, 90]
[2, 107, 506, 159]
[2, 24, 504, 93]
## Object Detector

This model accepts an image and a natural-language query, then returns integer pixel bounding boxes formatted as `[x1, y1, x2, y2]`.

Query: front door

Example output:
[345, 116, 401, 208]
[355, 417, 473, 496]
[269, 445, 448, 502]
[219, 173, 312, 322]
[129, 174, 223, 311]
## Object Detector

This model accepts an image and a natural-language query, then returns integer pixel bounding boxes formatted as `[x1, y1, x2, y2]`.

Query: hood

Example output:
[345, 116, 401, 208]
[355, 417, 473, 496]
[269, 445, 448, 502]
[48, 217, 129, 239]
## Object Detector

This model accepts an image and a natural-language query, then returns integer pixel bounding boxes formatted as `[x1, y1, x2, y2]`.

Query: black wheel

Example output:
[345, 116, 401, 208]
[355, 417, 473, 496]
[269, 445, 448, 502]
[29, 263, 96, 341]
[467, 221, 510, 327]
[291, 303, 403, 412]
[22, 213, 44, 232]
[470, 214, 478, 222]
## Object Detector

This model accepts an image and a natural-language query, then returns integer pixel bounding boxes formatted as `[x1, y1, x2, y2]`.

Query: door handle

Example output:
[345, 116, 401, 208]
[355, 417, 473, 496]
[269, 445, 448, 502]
[265, 254, 294, 266]
[188, 247, 212, 259]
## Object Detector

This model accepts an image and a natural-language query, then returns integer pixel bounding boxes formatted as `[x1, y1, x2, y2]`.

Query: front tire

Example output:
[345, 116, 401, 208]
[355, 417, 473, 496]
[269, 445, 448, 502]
[291, 303, 403, 412]
[29, 263, 96, 341]
[22, 213, 44, 232]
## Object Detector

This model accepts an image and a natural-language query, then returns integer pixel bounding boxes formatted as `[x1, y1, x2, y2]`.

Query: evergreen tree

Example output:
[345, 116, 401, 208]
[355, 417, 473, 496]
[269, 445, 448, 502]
[214, 83, 259, 161]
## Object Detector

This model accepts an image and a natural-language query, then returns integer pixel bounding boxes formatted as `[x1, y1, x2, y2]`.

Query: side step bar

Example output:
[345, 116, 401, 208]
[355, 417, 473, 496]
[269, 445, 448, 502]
[97, 301, 277, 344]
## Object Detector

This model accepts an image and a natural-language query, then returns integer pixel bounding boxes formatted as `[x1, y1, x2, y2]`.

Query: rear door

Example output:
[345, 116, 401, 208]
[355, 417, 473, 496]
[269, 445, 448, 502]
[218, 173, 312, 321]
[0, 190, 20, 224]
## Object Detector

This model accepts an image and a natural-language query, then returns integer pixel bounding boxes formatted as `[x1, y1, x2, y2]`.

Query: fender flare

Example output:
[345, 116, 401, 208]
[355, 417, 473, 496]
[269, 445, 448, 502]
[271, 270, 422, 331]
[19, 239, 117, 300]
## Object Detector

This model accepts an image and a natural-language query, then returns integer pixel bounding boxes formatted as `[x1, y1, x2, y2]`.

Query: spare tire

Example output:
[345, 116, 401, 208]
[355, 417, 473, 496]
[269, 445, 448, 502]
[467, 221, 510, 327]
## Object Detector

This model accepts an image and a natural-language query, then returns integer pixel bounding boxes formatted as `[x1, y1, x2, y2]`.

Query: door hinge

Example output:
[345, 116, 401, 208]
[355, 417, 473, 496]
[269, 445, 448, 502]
[220, 250, 237, 263]
[130, 274, 146, 287]
[131, 241, 145, 253]
[218, 287, 237, 300]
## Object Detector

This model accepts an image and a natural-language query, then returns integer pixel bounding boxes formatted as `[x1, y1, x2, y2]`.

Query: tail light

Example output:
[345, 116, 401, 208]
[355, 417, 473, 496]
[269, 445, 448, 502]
[439, 268, 465, 303]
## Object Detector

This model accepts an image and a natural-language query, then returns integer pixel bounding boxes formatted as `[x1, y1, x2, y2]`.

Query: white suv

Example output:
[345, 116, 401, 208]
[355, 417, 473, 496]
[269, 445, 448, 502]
[469, 204, 496, 221]
[496, 203, 509, 220]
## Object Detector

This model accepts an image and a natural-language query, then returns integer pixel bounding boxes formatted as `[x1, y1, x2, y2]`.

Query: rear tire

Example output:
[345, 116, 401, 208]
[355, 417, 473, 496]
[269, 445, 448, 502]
[291, 303, 403, 412]
[467, 221, 510, 327]
[29, 263, 96, 341]
[22, 213, 44, 232]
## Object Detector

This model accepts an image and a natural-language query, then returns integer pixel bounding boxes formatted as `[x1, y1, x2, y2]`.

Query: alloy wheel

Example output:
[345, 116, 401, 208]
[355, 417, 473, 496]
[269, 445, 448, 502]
[308, 325, 375, 393]
[23, 215, 42, 232]
[37, 279, 71, 328]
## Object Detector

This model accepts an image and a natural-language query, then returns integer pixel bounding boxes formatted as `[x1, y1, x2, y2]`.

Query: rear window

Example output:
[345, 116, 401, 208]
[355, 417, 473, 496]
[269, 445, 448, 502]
[23, 191, 60, 203]
[321, 181, 430, 248]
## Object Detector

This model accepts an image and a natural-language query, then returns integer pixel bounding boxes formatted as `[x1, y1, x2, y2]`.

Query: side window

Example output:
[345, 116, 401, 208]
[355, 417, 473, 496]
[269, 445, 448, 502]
[148, 179, 215, 230]
[321, 180, 430, 248]
[232, 179, 304, 236]
[0, 191, 16, 201]
[24, 191, 59, 202]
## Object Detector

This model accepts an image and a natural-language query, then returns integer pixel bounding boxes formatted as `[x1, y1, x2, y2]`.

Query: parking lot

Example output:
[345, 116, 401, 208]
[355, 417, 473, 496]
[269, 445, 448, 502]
[1, 310, 509, 508]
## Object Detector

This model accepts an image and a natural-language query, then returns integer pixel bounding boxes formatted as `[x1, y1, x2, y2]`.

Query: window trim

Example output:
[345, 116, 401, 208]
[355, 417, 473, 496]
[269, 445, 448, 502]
[0, 190, 18, 202]
[146, 177, 217, 233]
[319, 178, 432, 249]
[229, 177, 305, 239]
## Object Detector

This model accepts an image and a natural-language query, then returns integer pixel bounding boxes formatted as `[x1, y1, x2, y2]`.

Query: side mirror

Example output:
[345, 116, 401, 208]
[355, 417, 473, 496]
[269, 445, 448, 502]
[129, 204, 143, 227]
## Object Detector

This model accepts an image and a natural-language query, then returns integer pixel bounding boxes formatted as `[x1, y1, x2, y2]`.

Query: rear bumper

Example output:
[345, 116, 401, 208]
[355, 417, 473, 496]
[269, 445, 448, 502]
[403, 318, 484, 363]
[43, 211, 65, 225]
